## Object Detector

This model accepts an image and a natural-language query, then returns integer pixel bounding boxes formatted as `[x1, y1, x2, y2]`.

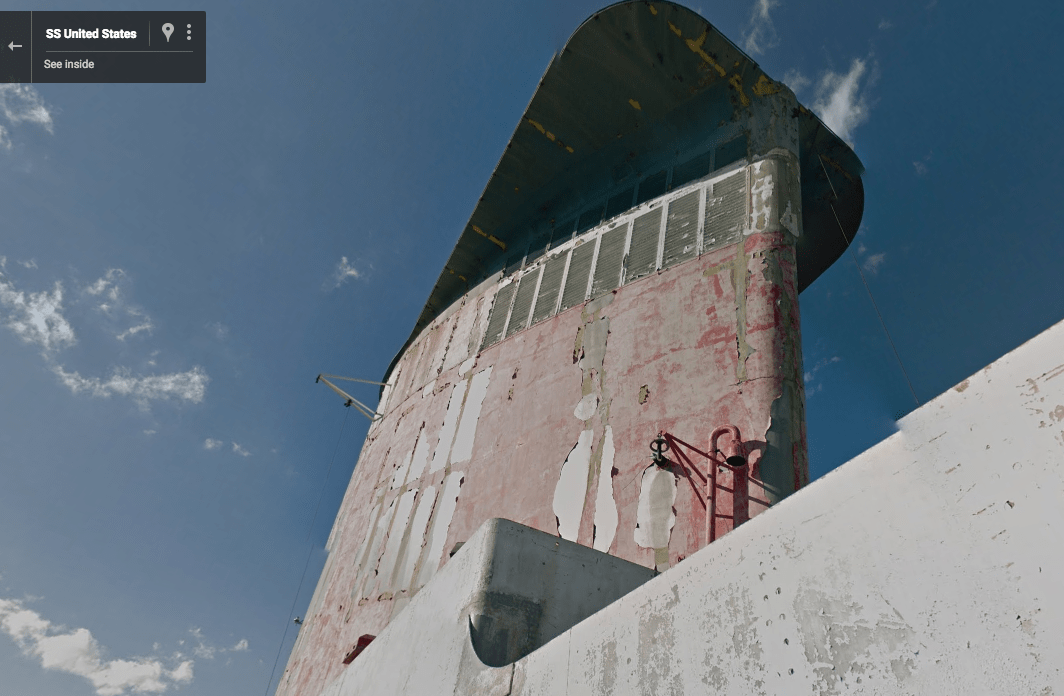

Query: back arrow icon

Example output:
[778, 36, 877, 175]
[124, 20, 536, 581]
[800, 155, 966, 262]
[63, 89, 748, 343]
[8, 42, 22, 50]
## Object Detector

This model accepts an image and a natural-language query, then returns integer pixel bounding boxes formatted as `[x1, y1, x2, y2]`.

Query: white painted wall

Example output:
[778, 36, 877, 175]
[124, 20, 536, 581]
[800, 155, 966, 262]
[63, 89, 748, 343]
[511, 317, 1064, 695]
[310, 318, 1064, 696]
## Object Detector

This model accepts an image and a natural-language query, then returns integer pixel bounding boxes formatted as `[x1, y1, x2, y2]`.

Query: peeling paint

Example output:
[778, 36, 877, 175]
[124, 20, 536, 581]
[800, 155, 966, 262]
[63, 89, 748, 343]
[574, 393, 599, 420]
[389, 449, 414, 490]
[407, 424, 430, 483]
[780, 200, 798, 237]
[373, 489, 418, 596]
[451, 367, 493, 463]
[553, 430, 594, 542]
[430, 383, 464, 473]
[634, 464, 678, 568]
[354, 496, 396, 600]
[593, 426, 618, 552]
[393, 485, 437, 592]
[415, 471, 464, 588]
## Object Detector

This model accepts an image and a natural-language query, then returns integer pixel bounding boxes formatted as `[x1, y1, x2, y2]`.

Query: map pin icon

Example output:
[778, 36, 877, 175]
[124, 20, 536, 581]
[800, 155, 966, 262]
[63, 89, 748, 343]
[162, 23, 174, 42]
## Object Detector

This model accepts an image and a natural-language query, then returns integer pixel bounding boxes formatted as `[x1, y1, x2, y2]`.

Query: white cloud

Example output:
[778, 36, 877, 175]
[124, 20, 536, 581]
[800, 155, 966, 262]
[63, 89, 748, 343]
[232, 442, 251, 457]
[812, 58, 874, 145]
[18, 259, 37, 269]
[879, 19, 893, 29]
[330, 256, 362, 289]
[0, 275, 77, 355]
[863, 252, 887, 273]
[85, 269, 122, 297]
[0, 598, 192, 696]
[116, 320, 154, 342]
[804, 355, 841, 396]
[782, 68, 810, 94]
[188, 630, 214, 664]
[204, 438, 223, 450]
[207, 321, 229, 340]
[2, 265, 206, 409]
[169, 661, 193, 683]
[0, 85, 54, 150]
[85, 269, 155, 340]
[230, 638, 248, 652]
[743, 0, 779, 55]
[52, 365, 209, 406]
[143, 429, 157, 436]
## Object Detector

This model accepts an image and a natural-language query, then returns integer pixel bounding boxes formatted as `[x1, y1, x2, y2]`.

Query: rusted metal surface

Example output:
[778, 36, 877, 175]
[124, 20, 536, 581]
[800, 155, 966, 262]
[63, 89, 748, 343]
[396, 0, 862, 378]
[276, 163, 810, 696]
[275, 3, 865, 694]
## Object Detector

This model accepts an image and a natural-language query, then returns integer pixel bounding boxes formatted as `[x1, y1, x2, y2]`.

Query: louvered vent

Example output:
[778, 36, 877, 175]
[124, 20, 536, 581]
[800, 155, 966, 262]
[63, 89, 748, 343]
[636, 170, 667, 205]
[531, 252, 567, 326]
[505, 269, 540, 339]
[624, 208, 662, 284]
[481, 282, 516, 349]
[662, 190, 701, 268]
[591, 225, 628, 298]
[560, 240, 595, 311]
[703, 170, 747, 253]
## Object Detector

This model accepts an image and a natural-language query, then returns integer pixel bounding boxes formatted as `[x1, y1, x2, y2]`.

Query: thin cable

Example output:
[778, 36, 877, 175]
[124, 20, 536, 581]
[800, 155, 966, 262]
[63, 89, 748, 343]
[818, 153, 921, 408]
[263, 406, 351, 696]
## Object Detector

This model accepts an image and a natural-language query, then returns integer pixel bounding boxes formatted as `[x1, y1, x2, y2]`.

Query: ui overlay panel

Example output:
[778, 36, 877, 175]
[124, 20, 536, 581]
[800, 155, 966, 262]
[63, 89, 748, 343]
[0, 12, 206, 83]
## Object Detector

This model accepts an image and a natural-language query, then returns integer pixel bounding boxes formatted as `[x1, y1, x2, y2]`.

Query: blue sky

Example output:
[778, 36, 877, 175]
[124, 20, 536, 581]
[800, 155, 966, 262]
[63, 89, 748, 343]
[1, 0, 1061, 694]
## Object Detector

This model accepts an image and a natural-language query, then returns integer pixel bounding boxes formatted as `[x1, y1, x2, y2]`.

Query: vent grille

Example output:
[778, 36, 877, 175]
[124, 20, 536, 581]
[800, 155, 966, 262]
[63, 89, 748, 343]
[703, 171, 747, 252]
[663, 190, 701, 267]
[481, 282, 516, 349]
[591, 225, 628, 298]
[625, 208, 662, 284]
[560, 240, 595, 311]
[505, 269, 540, 338]
[531, 253, 567, 326]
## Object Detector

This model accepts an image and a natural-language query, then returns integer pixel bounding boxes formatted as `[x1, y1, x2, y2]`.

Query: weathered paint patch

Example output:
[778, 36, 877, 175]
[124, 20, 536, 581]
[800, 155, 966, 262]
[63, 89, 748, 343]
[373, 489, 418, 596]
[458, 356, 476, 378]
[780, 200, 798, 237]
[592, 425, 618, 553]
[389, 449, 413, 490]
[634, 465, 678, 566]
[442, 299, 477, 373]
[553, 430, 594, 541]
[451, 367, 493, 463]
[429, 383, 464, 473]
[422, 379, 436, 399]
[393, 485, 437, 592]
[407, 424, 430, 483]
[574, 393, 599, 420]
[415, 471, 464, 588]
[355, 496, 396, 600]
